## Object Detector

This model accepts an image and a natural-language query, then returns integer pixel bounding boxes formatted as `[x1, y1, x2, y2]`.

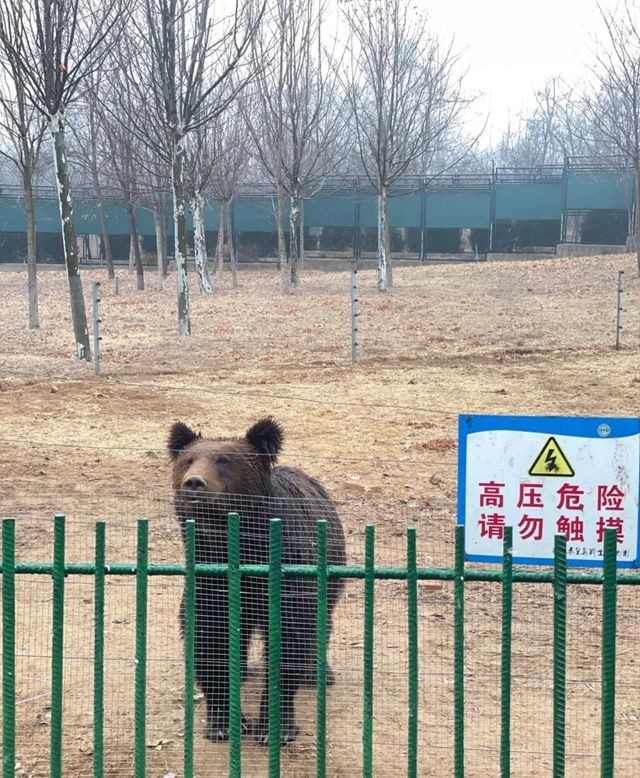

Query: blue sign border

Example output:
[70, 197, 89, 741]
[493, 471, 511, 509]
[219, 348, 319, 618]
[457, 415, 640, 568]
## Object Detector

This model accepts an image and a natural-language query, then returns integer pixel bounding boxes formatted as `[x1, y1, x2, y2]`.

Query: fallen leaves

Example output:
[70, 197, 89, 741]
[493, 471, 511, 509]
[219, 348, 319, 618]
[415, 437, 457, 452]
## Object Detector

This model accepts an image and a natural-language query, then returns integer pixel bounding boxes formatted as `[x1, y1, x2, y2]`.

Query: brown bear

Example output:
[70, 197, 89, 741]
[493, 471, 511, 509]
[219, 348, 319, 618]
[168, 417, 346, 744]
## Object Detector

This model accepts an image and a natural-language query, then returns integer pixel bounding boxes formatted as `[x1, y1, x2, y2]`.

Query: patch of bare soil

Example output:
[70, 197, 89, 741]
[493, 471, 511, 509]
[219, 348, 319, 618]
[0, 254, 639, 777]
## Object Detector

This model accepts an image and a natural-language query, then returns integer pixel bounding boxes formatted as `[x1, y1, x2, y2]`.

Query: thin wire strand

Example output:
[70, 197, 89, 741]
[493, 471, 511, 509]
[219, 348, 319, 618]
[0, 438, 458, 468]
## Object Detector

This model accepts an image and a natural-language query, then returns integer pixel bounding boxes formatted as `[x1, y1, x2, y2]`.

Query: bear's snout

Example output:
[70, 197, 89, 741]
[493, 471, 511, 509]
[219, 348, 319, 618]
[177, 456, 222, 498]
[182, 475, 208, 494]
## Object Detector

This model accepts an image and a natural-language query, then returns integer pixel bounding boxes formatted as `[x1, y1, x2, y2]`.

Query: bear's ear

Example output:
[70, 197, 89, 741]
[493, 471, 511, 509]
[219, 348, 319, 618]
[167, 422, 200, 460]
[246, 417, 283, 464]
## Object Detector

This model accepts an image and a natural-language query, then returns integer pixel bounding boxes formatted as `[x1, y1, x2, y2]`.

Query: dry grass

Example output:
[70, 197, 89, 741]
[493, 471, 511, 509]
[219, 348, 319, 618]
[0, 253, 639, 777]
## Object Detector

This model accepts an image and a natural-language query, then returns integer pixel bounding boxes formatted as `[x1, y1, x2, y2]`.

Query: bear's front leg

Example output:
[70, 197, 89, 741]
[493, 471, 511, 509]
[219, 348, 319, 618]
[192, 581, 236, 741]
[197, 648, 231, 740]
[201, 673, 250, 741]
[254, 682, 299, 745]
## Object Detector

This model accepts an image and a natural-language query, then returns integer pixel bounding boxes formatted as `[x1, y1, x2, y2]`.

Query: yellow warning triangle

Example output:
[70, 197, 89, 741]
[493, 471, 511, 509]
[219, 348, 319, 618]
[528, 436, 575, 477]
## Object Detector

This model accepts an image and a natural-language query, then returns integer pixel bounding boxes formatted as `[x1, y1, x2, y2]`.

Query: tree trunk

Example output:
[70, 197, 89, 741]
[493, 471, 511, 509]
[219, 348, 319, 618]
[635, 165, 640, 276]
[276, 182, 289, 292]
[160, 199, 169, 278]
[94, 178, 115, 280]
[22, 167, 39, 329]
[214, 200, 225, 274]
[377, 185, 392, 292]
[289, 188, 301, 287]
[172, 133, 191, 335]
[226, 199, 238, 289]
[127, 204, 145, 290]
[299, 196, 305, 271]
[153, 202, 166, 290]
[191, 192, 213, 294]
[50, 112, 91, 361]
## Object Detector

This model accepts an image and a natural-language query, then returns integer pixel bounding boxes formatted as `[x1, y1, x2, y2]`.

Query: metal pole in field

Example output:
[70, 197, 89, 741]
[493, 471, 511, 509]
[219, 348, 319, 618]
[92, 282, 101, 375]
[351, 267, 359, 363]
[615, 271, 624, 350]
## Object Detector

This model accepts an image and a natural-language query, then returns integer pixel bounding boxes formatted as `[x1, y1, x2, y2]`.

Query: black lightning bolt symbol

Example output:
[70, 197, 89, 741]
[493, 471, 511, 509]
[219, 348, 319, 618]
[545, 448, 559, 472]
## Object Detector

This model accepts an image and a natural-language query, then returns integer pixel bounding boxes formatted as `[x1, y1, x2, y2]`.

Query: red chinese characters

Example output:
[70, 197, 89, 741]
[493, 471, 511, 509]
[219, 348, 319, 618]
[597, 485, 625, 512]
[479, 512, 506, 540]
[479, 481, 505, 508]
[596, 484, 626, 544]
[475, 478, 630, 552]
[517, 514, 544, 541]
[596, 517, 624, 543]
[517, 483, 543, 508]
[556, 483, 585, 511]
[556, 515, 585, 542]
[477, 481, 506, 540]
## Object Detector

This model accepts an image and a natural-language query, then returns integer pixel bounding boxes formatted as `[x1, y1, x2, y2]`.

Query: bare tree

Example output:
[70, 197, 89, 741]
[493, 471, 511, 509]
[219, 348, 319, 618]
[495, 78, 594, 168]
[139, 161, 171, 289]
[101, 82, 147, 291]
[0, 69, 46, 328]
[68, 68, 117, 280]
[209, 101, 248, 287]
[96, 23, 172, 290]
[586, 1, 640, 273]
[245, 0, 347, 290]
[98, 33, 159, 291]
[343, 0, 467, 291]
[0, 0, 123, 359]
[184, 127, 217, 294]
[143, 0, 265, 335]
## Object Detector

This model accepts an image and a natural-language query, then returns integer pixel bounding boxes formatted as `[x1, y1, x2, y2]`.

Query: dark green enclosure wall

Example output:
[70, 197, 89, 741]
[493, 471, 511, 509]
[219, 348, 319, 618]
[566, 172, 632, 210]
[426, 192, 490, 229]
[495, 182, 563, 221]
[0, 166, 637, 261]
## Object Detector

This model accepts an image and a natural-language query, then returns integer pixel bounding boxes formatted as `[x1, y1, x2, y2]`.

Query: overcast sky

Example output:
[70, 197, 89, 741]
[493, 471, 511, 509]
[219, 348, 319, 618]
[425, 0, 619, 145]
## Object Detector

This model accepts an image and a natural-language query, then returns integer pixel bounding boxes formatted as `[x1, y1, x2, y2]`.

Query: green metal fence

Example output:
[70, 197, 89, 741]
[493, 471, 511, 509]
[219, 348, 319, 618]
[0, 161, 636, 261]
[0, 514, 633, 777]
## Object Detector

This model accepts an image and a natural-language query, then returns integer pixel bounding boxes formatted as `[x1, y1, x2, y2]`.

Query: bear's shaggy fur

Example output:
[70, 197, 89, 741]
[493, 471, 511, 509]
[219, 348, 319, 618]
[168, 417, 346, 744]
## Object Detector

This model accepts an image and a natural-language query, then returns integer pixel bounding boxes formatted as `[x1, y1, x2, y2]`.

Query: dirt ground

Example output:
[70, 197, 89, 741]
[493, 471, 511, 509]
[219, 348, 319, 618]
[0, 254, 639, 777]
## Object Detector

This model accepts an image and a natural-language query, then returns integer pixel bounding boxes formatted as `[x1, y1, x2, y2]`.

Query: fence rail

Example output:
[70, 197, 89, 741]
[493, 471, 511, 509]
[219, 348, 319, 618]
[0, 514, 632, 777]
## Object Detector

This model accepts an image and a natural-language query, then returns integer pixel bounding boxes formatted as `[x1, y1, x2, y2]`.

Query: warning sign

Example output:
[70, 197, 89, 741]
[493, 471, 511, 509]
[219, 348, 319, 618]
[528, 436, 575, 477]
[457, 415, 640, 568]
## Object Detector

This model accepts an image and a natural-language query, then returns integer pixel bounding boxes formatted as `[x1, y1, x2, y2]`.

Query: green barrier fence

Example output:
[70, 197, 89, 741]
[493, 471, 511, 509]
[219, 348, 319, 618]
[0, 514, 630, 777]
[0, 163, 635, 261]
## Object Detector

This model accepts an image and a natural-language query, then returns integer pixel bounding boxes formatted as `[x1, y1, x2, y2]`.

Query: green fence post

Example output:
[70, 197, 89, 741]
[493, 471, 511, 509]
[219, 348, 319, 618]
[316, 519, 328, 778]
[500, 525, 513, 778]
[134, 519, 149, 778]
[227, 513, 242, 778]
[2, 519, 16, 778]
[601, 528, 617, 778]
[407, 527, 418, 778]
[184, 520, 196, 778]
[454, 524, 465, 778]
[553, 533, 567, 778]
[363, 524, 375, 778]
[269, 518, 282, 777]
[51, 513, 66, 778]
[94, 522, 106, 778]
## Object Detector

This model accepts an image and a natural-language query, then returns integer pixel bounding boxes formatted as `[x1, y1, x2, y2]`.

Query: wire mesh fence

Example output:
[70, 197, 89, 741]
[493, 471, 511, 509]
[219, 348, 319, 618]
[2, 491, 439, 778]
[1, 257, 639, 386]
[2, 489, 640, 777]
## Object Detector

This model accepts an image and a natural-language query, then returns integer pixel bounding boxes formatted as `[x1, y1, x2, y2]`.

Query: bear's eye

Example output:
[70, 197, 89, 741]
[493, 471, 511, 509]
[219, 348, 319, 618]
[185, 456, 194, 466]
[217, 455, 230, 469]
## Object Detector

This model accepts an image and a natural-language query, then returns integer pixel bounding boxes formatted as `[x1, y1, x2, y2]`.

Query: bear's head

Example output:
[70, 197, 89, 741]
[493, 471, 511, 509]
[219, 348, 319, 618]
[168, 417, 284, 509]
